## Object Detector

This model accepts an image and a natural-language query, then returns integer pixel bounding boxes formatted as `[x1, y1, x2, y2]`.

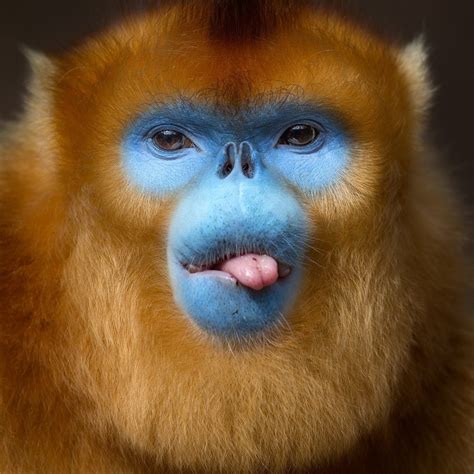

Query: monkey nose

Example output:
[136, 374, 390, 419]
[218, 142, 255, 179]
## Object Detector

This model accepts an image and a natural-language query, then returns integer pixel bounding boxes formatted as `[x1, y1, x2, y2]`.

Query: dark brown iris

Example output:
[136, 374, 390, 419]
[152, 130, 193, 151]
[279, 124, 319, 147]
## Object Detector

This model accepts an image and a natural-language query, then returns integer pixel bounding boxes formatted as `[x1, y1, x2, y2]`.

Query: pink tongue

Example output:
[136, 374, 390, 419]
[217, 254, 278, 290]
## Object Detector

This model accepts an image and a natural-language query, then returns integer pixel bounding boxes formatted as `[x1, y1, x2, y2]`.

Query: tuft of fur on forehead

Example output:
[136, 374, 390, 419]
[207, 0, 310, 41]
[155, 0, 312, 42]
[120, 0, 385, 47]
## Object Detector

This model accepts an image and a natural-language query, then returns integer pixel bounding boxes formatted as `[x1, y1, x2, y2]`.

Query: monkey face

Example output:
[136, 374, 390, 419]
[53, 7, 410, 345]
[120, 102, 349, 337]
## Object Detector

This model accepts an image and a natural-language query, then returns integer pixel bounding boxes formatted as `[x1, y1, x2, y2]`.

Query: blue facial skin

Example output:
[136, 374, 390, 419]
[122, 101, 349, 338]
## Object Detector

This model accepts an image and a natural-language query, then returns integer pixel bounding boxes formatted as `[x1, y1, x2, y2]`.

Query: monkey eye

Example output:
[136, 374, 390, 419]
[151, 129, 194, 152]
[278, 124, 320, 147]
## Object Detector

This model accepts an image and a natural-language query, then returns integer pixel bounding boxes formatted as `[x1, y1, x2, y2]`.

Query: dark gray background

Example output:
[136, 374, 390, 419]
[0, 1, 472, 219]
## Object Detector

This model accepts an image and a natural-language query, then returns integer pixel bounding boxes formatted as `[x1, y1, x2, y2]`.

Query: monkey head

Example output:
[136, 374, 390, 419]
[3, 1, 467, 472]
[52, 3, 413, 342]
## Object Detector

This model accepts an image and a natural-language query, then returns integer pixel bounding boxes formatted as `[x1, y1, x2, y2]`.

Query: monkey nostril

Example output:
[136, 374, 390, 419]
[241, 160, 254, 179]
[218, 142, 236, 179]
[240, 142, 254, 178]
[223, 161, 233, 176]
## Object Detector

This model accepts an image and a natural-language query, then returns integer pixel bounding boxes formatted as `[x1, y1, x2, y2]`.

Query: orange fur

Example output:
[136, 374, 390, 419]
[0, 3, 473, 473]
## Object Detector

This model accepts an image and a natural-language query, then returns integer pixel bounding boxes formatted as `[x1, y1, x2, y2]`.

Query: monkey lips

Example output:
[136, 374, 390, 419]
[184, 253, 292, 291]
[167, 177, 307, 337]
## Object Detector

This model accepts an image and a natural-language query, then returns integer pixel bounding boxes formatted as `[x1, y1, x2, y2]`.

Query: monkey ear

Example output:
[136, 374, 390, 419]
[17, 48, 58, 159]
[397, 36, 435, 117]
[20, 47, 57, 112]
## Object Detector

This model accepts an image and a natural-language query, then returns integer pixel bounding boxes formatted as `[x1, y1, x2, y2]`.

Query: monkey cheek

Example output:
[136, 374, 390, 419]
[168, 254, 301, 338]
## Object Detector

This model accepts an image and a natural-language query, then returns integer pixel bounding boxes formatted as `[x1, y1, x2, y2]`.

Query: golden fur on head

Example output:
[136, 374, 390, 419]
[0, 2, 473, 472]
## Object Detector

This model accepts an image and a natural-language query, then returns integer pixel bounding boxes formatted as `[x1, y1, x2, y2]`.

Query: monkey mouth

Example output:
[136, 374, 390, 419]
[182, 253, 292, 291]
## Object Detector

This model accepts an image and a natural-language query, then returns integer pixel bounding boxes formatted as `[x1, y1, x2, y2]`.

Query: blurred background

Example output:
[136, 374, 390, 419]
[0, 0, 472, 237]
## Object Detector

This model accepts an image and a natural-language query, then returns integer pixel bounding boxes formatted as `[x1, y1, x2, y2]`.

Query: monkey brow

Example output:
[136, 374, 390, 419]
[166, 83, 308, 116]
